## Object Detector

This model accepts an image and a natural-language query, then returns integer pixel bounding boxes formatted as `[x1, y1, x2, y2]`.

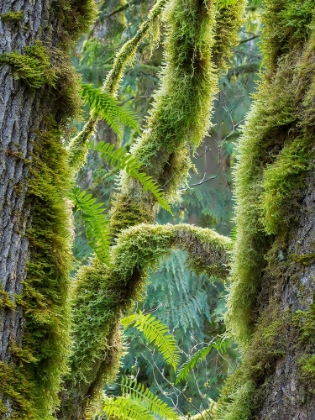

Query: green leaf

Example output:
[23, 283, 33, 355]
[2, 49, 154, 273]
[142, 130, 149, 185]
[81, 83, 139, 136]
[175, 339, 227, 383]
[71, 187, 111, 264]
[91, 141, 172, 214]
[120, 377, 178, 419]
[104, 396, 155, 420]
[121, 311, 180, 370]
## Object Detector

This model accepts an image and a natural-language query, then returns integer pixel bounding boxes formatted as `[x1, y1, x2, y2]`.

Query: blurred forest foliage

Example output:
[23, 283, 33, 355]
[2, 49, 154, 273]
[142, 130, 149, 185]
[72, 0, 261, 415]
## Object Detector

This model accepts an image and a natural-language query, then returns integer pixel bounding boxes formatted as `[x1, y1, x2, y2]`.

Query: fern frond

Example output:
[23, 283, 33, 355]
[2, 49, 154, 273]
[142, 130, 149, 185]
[71, 187, 110, 264]
[81, 83, 139, 136]
[121, 311, 180, 370]
[175, 339, 227, 383]
[91, 141, 172, 213]
[120, 377, 178, 419]
[103, 396, 155, 420]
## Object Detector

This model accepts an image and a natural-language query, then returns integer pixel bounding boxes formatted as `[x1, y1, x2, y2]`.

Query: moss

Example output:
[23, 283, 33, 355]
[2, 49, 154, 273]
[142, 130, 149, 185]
[53, 0, 98, 47]
[216, 306, 289, 419]
[67, 0, 166, 172]
[0, 11, 23, 23]
[212, 1, 246, 70]
[291, 253, 315, 266]
[0, 124, 74, 419]
[0, 287, 16, 310]
[260, 135, 311, 235]
[110, 195, 155, 239]
[226, 3, 315, 346]
[0, 42, 58, 89]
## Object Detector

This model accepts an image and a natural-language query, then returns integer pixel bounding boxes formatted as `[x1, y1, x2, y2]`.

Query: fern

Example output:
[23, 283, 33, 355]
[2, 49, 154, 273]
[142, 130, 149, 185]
[120, 377, 178, 419]
[91, 141, 172, 213]
[121, 311, 180, 370]
[71, 187, 111, 264]
[81, 83, 139, 136]
[103, 396, 155, 420]
[175, 339, 227, 383]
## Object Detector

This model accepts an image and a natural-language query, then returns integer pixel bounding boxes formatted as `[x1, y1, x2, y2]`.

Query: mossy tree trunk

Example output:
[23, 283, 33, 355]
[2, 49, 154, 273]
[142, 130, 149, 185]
[0, 1, 95, 418]
[217, 1, 315, 419]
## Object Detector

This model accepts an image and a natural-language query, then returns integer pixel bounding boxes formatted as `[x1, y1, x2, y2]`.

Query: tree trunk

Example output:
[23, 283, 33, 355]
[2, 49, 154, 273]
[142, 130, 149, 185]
[0, 1, 95, 418]
[216, 1, 315, 419]
[253, 176, 315, 419]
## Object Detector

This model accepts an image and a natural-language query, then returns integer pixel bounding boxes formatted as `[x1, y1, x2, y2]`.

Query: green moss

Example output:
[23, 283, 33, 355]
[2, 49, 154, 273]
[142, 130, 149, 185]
[53, 0, 97, 47]
[0, 287, 16, 310]
[291, 253, 315, 265]
[261, 0, 315, 71]
[260, 136, 311, 235]
[293, 304, 315, 383]
[217, 306, 289, 419]
[213, 1, 246, 70]
[0, 42, 58, 89]
[0, 125, 73, 419]
[0, 11, 23, 23]
[110, 195, 154, 238]
[226, 3, 315, 346]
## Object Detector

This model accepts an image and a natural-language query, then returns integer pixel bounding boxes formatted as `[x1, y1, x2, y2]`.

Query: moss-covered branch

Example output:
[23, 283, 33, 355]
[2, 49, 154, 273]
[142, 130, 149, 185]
[61, 225, 230, 418]
[60, 0, 246, 417]
[67, 0, 167, 171]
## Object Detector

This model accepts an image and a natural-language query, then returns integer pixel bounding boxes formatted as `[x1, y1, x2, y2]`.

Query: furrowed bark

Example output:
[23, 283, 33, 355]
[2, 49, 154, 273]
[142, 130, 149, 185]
[0, 1, 95, 418]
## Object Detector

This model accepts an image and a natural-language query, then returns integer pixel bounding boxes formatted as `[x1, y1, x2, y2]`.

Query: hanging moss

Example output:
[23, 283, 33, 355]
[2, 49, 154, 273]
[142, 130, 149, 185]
[60, 223, 230, 418]
[67, 0, 166, 172]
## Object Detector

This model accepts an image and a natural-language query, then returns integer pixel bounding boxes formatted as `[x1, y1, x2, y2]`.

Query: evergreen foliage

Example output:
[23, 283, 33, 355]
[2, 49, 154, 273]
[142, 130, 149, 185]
[119, 377, 178, 418]
[176, 339, 227, 383]
[93, 141, 171, 212]
[71, 188, 111, 264]
[81, 83, 139, 136]
[122, 311, 180, 370]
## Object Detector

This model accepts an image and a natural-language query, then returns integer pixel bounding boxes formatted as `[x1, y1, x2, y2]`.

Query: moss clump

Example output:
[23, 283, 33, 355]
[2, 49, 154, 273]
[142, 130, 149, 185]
[0, 42, 58, 88]
[0, 11, 23, 23]
[0, 287, 16, 310]
[293, 304, 315, 384]
[53, 0, 97, 47]
[110, 195, 154, 238]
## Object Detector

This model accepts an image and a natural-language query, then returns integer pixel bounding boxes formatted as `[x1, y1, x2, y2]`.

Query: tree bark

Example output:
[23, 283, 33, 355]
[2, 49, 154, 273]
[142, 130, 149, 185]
[253, 176, 315, 419]
[217, 2, 315, 419]
[0, 1, 95, 418]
